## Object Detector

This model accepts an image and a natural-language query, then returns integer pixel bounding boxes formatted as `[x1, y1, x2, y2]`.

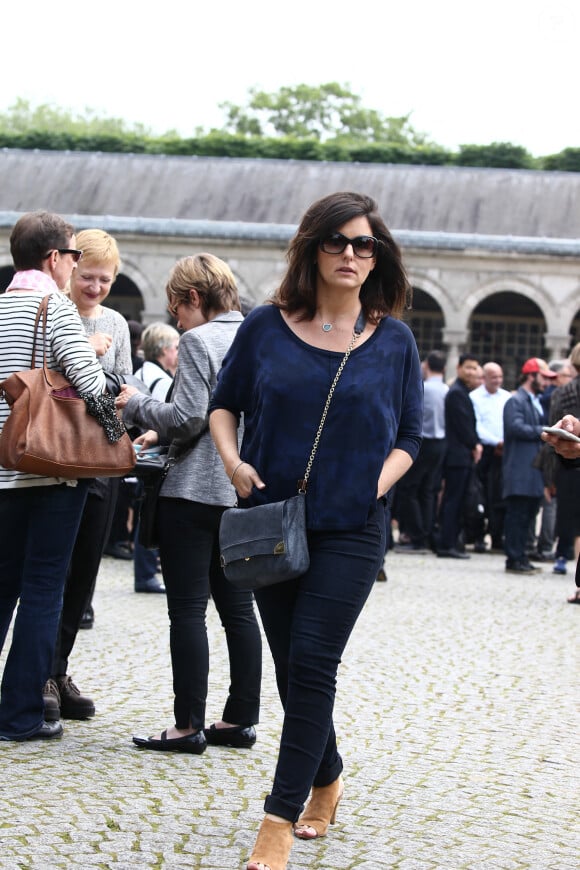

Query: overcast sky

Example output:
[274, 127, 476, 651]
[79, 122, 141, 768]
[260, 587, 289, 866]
[1, 0, 578, 157]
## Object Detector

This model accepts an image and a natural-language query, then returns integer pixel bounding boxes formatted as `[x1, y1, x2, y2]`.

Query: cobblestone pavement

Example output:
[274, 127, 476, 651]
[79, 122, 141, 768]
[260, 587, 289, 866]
[1, 548, 578, 869]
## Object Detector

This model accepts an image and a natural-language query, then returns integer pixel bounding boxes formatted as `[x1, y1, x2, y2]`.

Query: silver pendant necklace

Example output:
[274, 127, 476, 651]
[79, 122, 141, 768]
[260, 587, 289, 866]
[320, 309, 365, 334]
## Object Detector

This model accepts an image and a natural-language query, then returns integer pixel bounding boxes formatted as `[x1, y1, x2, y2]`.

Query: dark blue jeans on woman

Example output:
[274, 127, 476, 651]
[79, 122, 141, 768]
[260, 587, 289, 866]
[0, 481, 89, 739]
[157, 497, 262, 731]
[254, 501, 386, 822]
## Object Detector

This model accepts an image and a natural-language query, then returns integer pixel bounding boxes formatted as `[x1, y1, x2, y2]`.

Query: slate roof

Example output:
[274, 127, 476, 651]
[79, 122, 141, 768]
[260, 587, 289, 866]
[1, 148, 579, 240]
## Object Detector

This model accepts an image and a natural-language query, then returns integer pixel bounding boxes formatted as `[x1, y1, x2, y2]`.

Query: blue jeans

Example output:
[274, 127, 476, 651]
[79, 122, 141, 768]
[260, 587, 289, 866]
[0, 482, 89, 739]
[157, 497, 262, 730]
[255, 502, 386, 822]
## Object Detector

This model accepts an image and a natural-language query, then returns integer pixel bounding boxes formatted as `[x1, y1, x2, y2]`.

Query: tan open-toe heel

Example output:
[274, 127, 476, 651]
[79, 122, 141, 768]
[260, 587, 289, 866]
[294, 776, 344, 840]
[247, 815, 294, 870]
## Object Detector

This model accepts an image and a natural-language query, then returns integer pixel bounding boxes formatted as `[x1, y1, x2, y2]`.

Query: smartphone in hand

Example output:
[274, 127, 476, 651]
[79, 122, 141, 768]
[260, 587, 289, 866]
[542, 426, 580, 443]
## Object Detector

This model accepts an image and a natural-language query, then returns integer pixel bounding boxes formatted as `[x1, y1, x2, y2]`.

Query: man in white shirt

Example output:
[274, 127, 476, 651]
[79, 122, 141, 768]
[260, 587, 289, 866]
[470, 362, 511, 551]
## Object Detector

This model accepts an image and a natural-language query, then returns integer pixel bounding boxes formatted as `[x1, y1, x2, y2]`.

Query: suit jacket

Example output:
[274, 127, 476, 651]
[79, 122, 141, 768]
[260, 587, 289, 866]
[502, 386, 544, 498]
[444, 378, 479, 468]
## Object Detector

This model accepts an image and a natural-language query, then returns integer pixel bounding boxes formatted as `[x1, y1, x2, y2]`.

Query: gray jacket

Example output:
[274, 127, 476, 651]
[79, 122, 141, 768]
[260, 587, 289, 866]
[122, 311, 243, 506]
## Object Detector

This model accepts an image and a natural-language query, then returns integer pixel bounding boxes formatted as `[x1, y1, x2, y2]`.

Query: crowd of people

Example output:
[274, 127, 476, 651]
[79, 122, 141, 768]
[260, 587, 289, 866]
[393, 347, 580, 603]
[0, 199, 577, 870]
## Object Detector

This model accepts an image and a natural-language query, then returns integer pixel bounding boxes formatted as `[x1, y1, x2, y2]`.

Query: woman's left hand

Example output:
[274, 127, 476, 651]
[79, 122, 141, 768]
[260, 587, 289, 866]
[115, 384, 139, 409]
[88, 332, 113, 356]
[133, 430, 159, 450]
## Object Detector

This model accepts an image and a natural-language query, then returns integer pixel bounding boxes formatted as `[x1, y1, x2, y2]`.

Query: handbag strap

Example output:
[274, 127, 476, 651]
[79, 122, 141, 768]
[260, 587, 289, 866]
[30, 296, 57, 390]
[30, 295, 50, 371]
[298, 310, 365, 493]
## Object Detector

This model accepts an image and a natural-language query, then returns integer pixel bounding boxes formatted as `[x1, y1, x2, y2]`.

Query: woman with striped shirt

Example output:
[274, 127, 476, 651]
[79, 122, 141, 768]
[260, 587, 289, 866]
[0, 211, 106, 742]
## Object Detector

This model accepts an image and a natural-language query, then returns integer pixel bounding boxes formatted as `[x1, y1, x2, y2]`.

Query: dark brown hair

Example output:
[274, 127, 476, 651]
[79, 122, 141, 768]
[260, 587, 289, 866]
[272, 191, 410, 322]
[10, 211, 75, 270]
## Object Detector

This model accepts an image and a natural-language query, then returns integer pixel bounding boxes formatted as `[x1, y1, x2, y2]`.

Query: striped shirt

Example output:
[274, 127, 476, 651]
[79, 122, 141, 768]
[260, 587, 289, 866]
[0, 290, 107, 489]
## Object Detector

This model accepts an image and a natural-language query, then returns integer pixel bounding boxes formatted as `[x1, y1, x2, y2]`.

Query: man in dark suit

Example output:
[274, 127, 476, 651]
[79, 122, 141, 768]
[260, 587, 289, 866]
[437, 353, 482, 558]
[503, 358, 557, 574]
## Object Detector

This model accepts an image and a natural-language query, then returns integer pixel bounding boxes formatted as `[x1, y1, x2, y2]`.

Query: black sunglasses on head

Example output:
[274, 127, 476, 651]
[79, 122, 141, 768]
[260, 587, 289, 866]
[319, 233, 378, 259]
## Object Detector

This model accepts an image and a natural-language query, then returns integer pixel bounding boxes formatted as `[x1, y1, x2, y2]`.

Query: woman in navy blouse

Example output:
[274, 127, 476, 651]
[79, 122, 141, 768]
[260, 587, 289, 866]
[210, 191, 423, 870]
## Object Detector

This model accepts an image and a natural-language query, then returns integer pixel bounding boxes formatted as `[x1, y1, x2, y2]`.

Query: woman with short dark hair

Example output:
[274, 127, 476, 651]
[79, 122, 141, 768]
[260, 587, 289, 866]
[0, 211, 106, 742]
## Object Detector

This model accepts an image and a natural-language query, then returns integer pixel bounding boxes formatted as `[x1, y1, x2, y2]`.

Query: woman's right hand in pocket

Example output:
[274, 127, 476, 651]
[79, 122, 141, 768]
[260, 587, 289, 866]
[231, 462, 265, 498]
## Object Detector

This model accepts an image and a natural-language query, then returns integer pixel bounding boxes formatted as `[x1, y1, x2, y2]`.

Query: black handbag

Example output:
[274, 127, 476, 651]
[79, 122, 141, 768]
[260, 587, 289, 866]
[219, 320, 363, 590]
[133, 422, 208, 549]
[132, 449, 170, 549]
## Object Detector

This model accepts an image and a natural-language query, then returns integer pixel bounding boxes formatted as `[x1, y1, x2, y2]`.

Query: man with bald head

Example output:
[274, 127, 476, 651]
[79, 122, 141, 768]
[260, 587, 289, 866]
[470, 362, 511, 551]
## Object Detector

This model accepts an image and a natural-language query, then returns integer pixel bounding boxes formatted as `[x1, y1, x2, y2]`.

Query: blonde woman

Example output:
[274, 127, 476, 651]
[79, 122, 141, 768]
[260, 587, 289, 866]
[43, 229, 132, 723]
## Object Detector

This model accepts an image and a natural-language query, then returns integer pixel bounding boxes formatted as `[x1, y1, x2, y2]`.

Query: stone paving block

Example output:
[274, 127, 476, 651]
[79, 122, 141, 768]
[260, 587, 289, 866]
[1, 550, 578, 868]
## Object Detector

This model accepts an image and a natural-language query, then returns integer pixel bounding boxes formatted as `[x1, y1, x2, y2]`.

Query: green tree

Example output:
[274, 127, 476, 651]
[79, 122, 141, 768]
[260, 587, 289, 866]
[454, 141, 536, 169]
[218, 83, 433, 146]
[0, 97, 154, 137]
[540, 147, 580, 172]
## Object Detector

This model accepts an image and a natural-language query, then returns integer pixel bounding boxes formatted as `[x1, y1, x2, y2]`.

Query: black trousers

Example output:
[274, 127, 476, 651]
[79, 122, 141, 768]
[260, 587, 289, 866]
[438, 465, 472, 551]
[396, 438, 446, 547]
[157, 497, 262, 731]
[478, 445, 505, 547]
[255, 503, 385, 822]
[52, 478, 119, 676]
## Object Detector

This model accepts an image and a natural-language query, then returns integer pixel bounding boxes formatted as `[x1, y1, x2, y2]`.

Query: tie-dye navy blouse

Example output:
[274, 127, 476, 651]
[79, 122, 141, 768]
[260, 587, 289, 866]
[209, 305, 423, 531]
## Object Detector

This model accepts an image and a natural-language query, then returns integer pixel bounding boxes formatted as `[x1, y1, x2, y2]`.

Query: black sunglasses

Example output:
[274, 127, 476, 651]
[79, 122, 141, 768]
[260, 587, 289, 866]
[58, 248, 83, 262]
[319, 233, 378, 259]
[44, 248, 83, 263]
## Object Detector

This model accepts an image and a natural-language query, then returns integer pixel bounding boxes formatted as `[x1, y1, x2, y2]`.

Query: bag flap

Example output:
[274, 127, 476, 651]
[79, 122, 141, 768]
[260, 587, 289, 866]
[219, 496, 306, 564]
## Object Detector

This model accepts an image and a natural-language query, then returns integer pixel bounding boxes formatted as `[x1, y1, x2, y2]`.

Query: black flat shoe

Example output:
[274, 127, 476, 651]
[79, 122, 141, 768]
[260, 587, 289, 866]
[203, 723, 256, 748]
[132, 729, 207, 754]
[0, 721, 61, 742]
[19, 721, 63, 741]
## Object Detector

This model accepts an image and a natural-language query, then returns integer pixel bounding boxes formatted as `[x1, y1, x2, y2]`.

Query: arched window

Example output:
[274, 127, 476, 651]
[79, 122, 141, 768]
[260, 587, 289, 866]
[470, 292, 548, 388]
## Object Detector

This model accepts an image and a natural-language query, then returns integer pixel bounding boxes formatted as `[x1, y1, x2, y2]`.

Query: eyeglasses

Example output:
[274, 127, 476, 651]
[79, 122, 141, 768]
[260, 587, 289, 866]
[58, 248, 83, 262]
[45, 248, 83, 263]
[319, 233, 378, 259]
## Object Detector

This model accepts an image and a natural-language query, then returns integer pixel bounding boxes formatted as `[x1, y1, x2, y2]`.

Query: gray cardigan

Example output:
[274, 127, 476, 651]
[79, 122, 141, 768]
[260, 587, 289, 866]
[122, 311, 243, 506]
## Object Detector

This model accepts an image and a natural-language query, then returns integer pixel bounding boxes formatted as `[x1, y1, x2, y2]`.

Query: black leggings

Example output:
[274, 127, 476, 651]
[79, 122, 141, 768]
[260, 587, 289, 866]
[157, 497, 262, 730]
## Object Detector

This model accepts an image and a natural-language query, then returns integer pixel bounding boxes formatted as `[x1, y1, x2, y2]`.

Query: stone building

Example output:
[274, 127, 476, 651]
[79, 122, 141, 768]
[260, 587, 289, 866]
[1, 148, 579, 385]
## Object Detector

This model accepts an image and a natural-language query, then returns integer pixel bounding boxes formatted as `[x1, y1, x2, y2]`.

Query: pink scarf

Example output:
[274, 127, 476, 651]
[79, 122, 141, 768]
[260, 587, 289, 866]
[6, 270, 59, 295]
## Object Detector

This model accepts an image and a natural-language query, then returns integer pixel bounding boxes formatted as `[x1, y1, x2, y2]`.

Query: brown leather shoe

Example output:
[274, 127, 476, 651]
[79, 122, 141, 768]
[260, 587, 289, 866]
[55, 676, 95, 719]
[43, 678, 61, 722]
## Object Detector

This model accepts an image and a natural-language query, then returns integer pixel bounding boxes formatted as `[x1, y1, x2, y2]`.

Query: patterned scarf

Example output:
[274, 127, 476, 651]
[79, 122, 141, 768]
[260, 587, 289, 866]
[6, 270, 59, 295]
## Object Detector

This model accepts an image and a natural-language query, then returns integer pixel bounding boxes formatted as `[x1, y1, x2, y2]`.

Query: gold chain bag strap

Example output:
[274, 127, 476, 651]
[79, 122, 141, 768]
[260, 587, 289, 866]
[0, 296, 136, 478]
[219, 313, 364, 590]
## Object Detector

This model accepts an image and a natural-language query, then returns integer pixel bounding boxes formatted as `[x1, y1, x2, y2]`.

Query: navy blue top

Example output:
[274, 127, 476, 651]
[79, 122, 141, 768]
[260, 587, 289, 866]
[209, 305, 423, 530]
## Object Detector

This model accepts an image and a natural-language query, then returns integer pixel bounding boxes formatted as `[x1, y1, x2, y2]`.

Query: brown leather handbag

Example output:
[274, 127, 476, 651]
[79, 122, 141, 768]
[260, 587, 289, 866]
[0, 296, 136, 479]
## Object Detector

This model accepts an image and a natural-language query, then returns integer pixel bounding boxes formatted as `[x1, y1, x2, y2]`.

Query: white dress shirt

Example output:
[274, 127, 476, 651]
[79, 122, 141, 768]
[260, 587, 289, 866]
[470, 384, 511, 445]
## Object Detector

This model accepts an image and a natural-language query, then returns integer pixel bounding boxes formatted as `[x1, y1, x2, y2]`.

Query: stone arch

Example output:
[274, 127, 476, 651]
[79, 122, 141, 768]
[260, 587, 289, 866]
[404, 273, 447, 359]
[463, 276, 553, 324]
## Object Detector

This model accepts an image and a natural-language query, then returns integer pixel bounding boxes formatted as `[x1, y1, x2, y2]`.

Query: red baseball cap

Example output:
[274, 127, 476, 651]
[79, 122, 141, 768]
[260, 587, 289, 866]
[521, 358, 558, 377]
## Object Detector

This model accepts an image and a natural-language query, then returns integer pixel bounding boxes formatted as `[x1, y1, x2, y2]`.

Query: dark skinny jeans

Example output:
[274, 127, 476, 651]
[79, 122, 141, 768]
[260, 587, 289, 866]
[157, 497, 262, 731]
[255, 501, 386, 822]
